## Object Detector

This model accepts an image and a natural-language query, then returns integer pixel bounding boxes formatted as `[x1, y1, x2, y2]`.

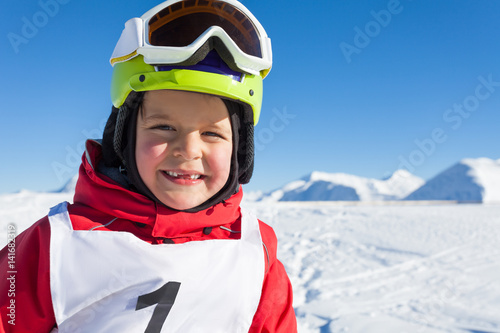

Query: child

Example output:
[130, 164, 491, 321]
[0, 0, 297, 332]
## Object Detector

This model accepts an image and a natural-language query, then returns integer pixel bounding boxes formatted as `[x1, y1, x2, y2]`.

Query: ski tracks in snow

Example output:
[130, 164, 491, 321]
[244, 202, 500, 333]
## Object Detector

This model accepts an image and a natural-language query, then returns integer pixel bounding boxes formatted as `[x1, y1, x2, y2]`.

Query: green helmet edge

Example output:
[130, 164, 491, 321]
[110, 55, 263, 125]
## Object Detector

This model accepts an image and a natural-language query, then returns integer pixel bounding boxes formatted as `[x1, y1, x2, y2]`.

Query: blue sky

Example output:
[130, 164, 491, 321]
[1, 0, 499, 194]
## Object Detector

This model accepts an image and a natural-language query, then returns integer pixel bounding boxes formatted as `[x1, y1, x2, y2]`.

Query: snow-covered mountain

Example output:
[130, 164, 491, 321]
[405, 158, 500, 203]
[252, 169, 424, 202]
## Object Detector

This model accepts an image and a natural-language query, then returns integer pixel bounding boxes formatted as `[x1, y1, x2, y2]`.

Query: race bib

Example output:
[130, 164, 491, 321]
[49, 202, 264, 333]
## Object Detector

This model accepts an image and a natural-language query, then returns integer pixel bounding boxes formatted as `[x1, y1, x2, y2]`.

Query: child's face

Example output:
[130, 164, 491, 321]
[135, 90, 233, 210]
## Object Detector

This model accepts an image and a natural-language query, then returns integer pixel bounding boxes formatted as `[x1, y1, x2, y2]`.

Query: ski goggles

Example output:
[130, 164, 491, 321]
[110, 0, 272, 78]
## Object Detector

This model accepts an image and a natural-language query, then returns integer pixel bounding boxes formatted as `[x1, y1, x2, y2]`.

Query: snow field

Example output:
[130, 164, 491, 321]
[2, 191, 500, 332]
[243, 201, 500, 333]
[0, 190, 73, 243]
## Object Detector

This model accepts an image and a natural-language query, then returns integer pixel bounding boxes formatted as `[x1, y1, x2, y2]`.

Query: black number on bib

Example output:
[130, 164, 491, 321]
[135, 282, 181, 333]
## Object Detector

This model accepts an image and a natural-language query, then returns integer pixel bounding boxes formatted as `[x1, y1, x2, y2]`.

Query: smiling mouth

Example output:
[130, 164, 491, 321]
[162, 171, 206, 180]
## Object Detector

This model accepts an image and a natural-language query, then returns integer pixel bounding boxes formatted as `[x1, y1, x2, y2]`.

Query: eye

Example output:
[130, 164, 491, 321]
[151, 124, 175, 131]
[203, 131, 223, 138]
[202, 126, 232, 141]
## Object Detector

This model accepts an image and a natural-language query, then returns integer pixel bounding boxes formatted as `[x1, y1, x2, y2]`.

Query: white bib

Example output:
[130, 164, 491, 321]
[48, 202, 264, 333]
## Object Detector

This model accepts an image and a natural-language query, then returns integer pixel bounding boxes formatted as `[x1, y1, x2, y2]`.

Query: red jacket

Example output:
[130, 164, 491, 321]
[0, 140, 296, 332]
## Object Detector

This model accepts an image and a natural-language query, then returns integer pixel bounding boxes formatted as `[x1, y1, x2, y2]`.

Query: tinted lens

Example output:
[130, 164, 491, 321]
[148, 0, 262, 57]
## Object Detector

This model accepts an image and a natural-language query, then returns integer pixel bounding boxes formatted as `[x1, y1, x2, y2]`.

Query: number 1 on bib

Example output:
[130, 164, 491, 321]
[135, 282, 181, 333]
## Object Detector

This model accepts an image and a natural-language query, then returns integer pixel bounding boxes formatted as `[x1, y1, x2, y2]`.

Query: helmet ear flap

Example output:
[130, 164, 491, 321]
[237, 109, 255, 184]
[224, 100, 255, 185]
[102, 92, 145, 168]
[102, 106, 121, 167]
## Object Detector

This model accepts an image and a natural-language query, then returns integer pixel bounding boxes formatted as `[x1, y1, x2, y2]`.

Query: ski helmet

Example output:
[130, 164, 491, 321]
[102, 0, 272, 211]
[109, 0, 272, 124]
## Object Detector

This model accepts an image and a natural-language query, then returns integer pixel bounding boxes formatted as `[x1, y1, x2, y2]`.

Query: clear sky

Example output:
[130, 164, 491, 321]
[1, 0, 499, 194]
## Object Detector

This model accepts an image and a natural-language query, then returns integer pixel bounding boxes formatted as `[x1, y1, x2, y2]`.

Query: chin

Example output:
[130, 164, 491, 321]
[160, 195, 204, 211]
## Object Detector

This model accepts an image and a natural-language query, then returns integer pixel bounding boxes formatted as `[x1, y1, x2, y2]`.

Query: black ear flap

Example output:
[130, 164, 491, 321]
[232, 102, 255, 185]
[222, 100, 255, 185]
[102, 106, 121, 167]
[238, 120, 254, 184]
[101, 92, 145, 168]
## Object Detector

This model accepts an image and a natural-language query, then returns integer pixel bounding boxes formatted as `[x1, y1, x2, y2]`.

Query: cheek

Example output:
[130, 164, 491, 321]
[207, 144, 233, 182]
[135, 135, 167, 175]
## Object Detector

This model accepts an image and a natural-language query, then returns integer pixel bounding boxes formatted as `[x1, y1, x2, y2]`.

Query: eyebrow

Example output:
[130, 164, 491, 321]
[142, 113, 170, 121]
[140, 109, 174, 124]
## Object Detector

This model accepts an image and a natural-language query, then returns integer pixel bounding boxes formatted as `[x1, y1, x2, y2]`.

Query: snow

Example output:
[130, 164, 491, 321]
[254, 169, 425, 202]
[2, 189, 500, 332]
[462, 158, 500, 203]
[242, 201, 500, 333]
[55, 174, 79, 193]
[406, 158, 500, 203]
[0, 191, 74, 232]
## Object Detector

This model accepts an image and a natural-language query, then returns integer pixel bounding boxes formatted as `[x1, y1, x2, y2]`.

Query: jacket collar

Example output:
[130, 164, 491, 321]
[74, 140, 242, 238]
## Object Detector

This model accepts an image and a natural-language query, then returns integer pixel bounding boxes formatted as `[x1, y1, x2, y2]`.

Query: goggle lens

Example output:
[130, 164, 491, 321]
[148, 0, 262, 58]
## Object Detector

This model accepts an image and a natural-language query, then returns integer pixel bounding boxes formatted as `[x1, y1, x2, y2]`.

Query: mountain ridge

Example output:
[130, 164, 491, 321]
[405, 157, 500, 203]
[248, 157, 500, 203]
[251, 168, 425, 202]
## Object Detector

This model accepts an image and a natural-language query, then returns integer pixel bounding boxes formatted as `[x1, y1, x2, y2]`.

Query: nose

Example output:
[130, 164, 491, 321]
[172, 132, 202, 161]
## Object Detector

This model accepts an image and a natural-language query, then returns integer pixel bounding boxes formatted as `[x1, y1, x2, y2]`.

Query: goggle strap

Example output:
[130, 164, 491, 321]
[111, 50, 138, 66]
[110, 18, 143, 66]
